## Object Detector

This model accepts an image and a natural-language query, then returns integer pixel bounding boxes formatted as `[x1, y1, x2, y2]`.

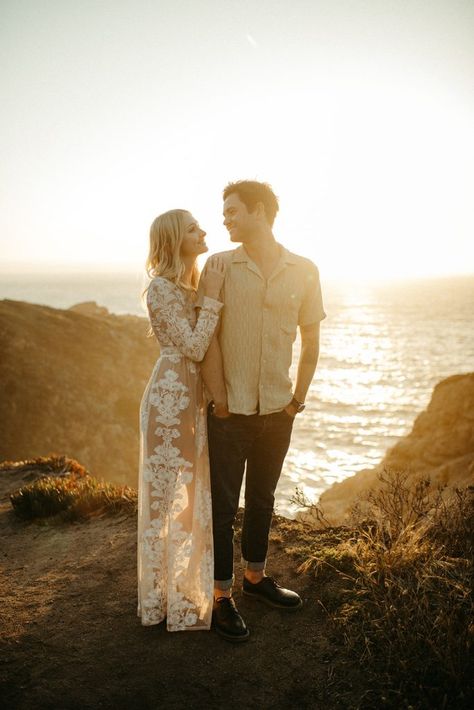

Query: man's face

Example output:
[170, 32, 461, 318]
[222, 192, 258, 243]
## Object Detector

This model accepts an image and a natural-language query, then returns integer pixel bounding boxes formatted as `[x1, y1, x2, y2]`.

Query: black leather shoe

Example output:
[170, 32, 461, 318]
[243, 576, 303, 610]
[212, 597, 250, 642]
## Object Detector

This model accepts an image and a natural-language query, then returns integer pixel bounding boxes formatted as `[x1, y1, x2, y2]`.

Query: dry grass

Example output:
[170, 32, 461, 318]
[295, 469, 474, 708]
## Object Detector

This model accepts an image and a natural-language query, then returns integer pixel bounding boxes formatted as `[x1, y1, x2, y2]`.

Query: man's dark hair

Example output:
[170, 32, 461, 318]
[223, 180, 279, 227]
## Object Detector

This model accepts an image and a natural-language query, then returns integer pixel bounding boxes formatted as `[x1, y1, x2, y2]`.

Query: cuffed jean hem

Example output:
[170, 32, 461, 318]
[214, 576, 234, 591]
[243, 558, 266, 572]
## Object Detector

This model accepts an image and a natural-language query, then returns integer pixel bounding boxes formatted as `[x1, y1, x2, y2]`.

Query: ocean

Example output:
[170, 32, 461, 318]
[1, 272, 473, 517]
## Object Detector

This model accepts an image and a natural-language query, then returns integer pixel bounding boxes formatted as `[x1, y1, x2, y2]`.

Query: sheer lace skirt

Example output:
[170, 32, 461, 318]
[137, 353, 213, 631]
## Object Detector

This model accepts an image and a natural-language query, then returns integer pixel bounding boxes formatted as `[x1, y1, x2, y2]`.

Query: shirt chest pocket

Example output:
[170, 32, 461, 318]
[280, 307, 299, 341]
[279, 279, 305, 335]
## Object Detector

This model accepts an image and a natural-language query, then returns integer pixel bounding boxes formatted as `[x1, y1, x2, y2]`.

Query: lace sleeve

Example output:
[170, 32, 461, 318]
[147, 278, 223, 362]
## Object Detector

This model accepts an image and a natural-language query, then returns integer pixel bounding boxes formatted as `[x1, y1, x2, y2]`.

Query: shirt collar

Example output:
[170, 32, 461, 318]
[232, 243, 297, 265]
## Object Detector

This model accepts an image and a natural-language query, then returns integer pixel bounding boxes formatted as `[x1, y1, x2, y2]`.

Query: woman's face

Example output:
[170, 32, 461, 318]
[180, 213, 208, 257]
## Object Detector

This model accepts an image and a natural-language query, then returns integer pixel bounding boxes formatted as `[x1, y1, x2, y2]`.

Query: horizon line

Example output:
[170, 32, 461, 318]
[1, 262, 474, 281]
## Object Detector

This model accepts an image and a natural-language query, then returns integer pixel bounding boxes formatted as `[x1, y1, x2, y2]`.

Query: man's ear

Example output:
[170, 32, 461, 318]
[254, 201, 266, 222]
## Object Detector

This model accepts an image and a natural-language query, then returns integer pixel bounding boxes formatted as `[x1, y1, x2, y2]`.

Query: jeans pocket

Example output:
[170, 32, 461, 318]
[209, 409, 233, 425]
[213, 413, 232, 421]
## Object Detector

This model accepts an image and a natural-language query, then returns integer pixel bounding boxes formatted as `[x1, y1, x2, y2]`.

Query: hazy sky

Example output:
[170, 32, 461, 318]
[1, 0, 473, 279]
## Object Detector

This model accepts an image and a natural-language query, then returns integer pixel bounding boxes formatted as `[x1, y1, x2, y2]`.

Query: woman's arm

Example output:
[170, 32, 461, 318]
[148, 278, 223, 362]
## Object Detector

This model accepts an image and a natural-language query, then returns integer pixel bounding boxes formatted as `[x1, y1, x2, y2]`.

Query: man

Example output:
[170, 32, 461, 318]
[200, 180, 325, 642]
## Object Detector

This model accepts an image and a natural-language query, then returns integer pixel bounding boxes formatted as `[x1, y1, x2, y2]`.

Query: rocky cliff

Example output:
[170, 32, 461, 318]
[0, 299, 158, 485]
[318, 373, 474, 523]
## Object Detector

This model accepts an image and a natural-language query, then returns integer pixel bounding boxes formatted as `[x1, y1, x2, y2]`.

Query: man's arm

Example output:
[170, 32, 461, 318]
[285, 322, 320, 417]
[201, 330, 230, 417]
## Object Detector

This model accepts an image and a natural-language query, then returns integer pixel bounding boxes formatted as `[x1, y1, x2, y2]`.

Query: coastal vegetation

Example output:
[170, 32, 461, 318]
[291, 469, 473, 708]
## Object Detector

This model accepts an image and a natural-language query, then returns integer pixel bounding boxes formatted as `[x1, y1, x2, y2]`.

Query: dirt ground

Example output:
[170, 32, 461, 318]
[0, 466, 361, 710]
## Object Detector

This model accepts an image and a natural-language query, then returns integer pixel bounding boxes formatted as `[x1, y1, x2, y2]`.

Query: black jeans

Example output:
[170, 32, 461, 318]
[207, 407, 294, 588]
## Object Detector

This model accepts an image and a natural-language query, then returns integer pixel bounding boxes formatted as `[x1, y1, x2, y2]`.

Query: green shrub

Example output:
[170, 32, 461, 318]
[10, 470, 137, 522]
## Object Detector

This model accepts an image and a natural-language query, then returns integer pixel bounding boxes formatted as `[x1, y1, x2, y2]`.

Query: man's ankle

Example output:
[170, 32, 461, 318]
[214, 588, 232, 600]
[244, 569, 265, 584]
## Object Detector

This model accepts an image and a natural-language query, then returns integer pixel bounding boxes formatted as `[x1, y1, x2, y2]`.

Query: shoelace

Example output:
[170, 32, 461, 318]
[215, 596, 237, 609]
[251, 576, 280, 589]
[214, 596, 239, 618]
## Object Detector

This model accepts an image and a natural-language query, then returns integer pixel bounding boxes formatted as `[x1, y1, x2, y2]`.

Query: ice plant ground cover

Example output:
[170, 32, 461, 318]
[7, 456, 137, 522]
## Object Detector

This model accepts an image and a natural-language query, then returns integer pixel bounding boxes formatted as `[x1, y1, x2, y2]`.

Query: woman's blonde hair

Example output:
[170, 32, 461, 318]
[146, 209, 199, 291]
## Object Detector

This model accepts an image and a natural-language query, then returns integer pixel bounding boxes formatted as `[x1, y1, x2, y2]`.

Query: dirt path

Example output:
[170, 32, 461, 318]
[0, 468, 357, 710]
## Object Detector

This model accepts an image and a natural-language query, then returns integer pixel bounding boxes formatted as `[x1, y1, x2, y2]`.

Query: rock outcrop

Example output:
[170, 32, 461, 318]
[69, 301, 110, 317]
[0, 299, 158, 485]
[318, 373, 474, 524]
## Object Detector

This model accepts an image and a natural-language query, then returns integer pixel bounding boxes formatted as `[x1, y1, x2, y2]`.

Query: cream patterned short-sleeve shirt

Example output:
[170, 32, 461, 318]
[200, 244, 325, 415]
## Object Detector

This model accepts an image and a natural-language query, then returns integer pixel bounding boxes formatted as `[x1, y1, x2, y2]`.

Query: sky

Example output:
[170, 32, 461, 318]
[1, 0, 473, 280]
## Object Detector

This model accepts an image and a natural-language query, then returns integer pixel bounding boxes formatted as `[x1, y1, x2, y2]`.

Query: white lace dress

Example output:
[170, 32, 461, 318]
[137, 277, 222, 631]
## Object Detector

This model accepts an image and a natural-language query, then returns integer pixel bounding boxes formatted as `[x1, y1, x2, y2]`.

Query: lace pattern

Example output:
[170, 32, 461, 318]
[137, 277, 222, 631]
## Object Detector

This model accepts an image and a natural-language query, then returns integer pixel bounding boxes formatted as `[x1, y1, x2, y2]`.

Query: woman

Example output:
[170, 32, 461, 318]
[137, 209, 225, 631]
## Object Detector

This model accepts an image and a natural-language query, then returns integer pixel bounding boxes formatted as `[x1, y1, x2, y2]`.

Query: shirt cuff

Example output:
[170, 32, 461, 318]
[201, 296, 223, 314]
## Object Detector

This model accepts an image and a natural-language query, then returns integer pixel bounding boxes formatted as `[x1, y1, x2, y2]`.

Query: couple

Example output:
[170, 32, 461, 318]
[137, 180, 325, 642]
